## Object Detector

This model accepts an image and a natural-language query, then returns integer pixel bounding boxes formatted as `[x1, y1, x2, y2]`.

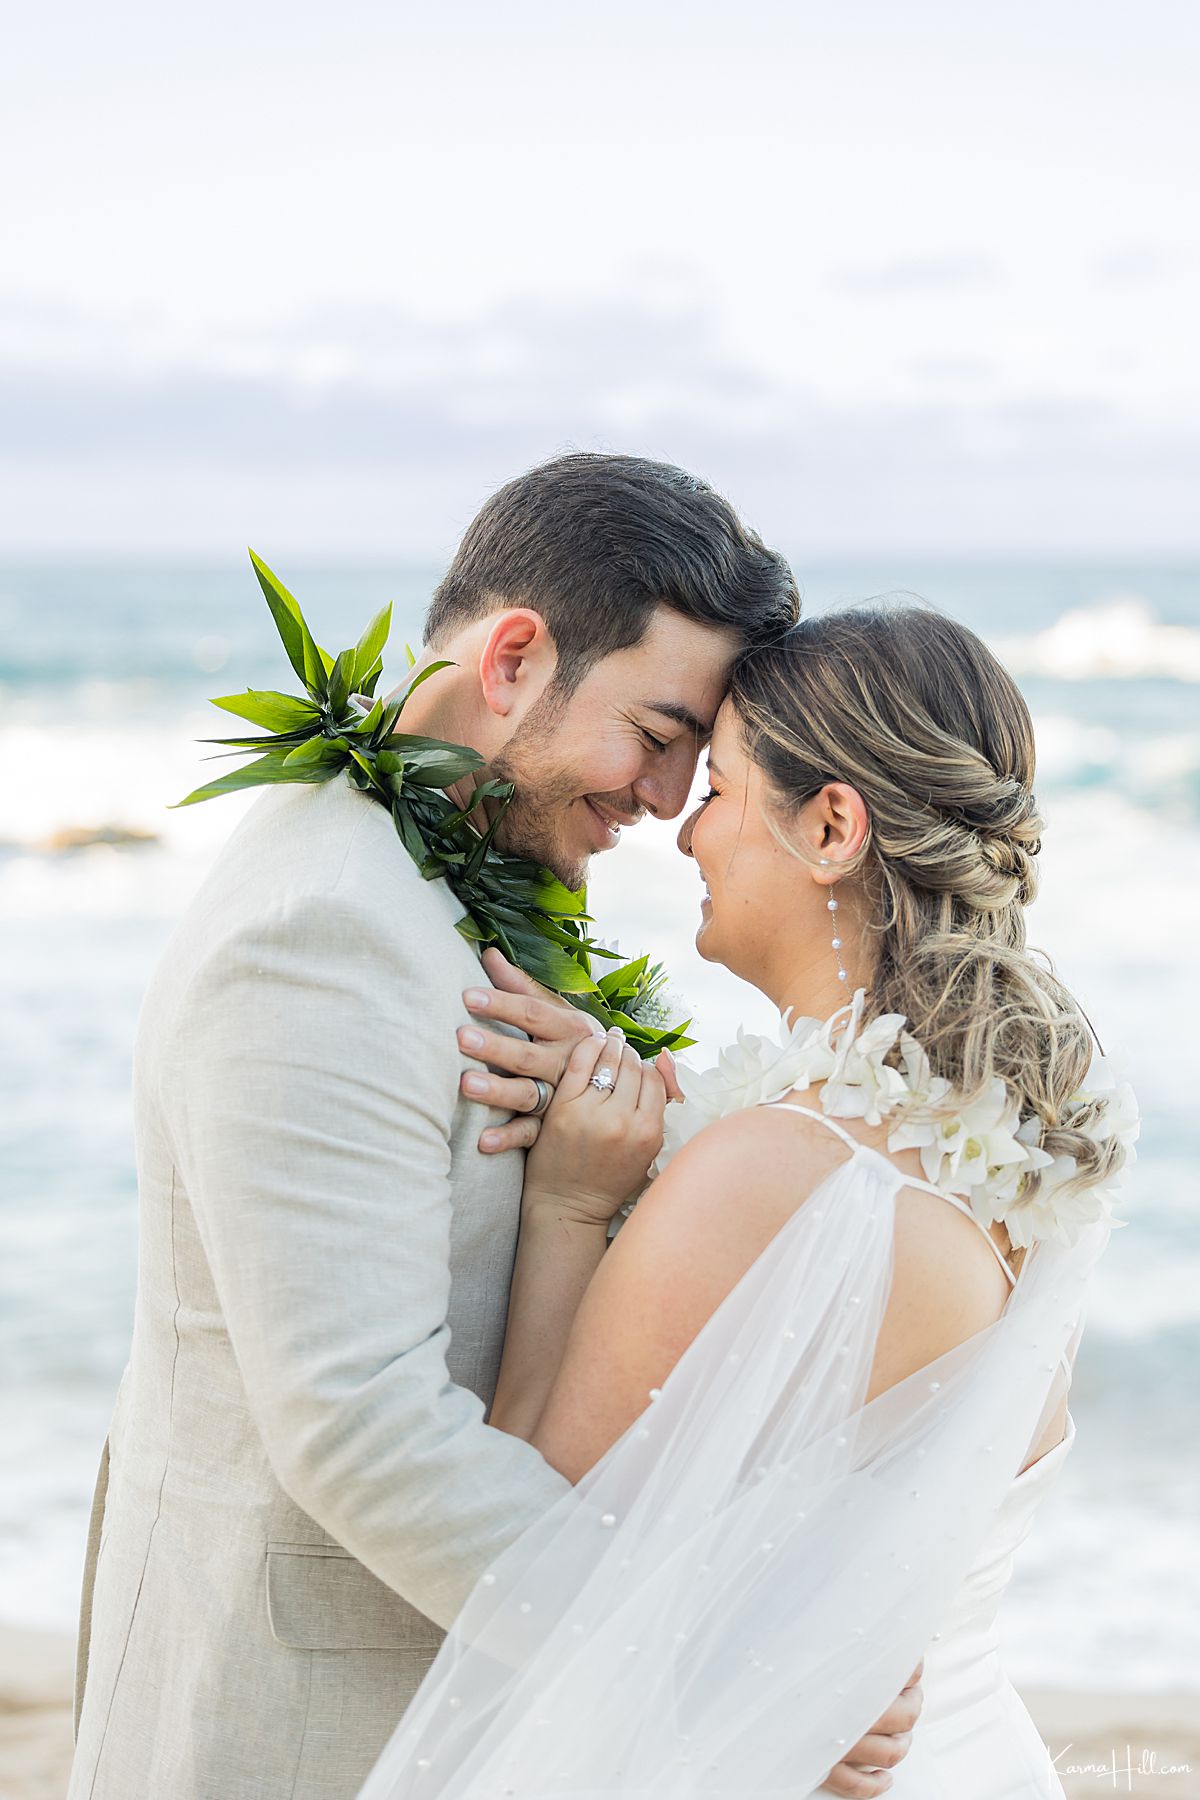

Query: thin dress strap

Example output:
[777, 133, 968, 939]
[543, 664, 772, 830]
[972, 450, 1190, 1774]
[763, 1102, 1017, 1288]
[764, 1103, 864, 1156]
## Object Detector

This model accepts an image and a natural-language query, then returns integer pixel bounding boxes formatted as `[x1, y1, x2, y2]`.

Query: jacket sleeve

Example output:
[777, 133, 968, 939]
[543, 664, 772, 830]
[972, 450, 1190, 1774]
[165, 879, 570, 1629]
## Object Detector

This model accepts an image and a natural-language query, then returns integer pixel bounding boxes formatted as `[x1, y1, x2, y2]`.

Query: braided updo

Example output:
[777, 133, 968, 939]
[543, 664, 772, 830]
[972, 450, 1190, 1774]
[729, 603, 1126, 1201]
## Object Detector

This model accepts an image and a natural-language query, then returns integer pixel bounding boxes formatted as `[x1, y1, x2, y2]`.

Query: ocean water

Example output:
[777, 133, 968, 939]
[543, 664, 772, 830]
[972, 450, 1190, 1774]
[1, 559, 1196, 1693]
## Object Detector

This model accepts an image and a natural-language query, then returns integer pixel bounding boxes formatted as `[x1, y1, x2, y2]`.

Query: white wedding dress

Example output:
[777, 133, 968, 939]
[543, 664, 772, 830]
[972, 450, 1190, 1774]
[912, 1415, 1074, 1795]
[358, 1104, 1108, 1800]
[773, 1108, 1073, 1799]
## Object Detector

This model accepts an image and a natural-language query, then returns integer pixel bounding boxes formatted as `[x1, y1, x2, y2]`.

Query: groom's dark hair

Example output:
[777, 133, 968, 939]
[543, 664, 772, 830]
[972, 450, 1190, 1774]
[425, 453, 799, 691]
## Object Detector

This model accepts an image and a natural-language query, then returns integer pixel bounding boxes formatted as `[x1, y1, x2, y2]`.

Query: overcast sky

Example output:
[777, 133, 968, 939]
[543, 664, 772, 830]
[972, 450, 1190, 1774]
[2, 0, 1197, 557]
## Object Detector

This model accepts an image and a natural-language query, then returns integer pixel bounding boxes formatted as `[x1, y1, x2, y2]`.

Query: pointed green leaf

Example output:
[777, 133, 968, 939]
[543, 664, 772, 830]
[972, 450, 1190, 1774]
[211, 689, 320, 732]
[352, 696, 384, 737]
[403, 659, 456, 702]
[455, 914, 492, 944]
[347, 747, 379, 784]
[175, 750, 303, 806]
[518, 939, 598, 993]
[391, 799, 427, 865]
[351, 603, 393, 689]
[391, 732, 483, 762]
[248, 550, 328, 697]
[531, 870, 588, 916]
[598, 954, 648, 1000]
[327, 647, 355, 716]
[373, 696, 406, 743]
[283, 736, 345, 767]
[403, 749, 484, 788]
[357, 657, 384, 700]
[198, 728, 315, 752]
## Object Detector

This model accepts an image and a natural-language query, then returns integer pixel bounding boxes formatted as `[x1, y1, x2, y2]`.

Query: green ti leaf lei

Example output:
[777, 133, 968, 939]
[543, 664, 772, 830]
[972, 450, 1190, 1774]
[176, 552, 694, 1058]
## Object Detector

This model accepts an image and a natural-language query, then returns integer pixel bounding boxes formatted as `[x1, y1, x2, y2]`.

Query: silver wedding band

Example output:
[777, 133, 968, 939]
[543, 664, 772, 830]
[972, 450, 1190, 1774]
[589, 1067, 617, 1095]
[528, 1077, 554, 1118]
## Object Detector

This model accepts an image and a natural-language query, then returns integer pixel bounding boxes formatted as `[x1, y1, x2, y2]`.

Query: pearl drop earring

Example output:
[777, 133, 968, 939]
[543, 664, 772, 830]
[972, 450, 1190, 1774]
[820, 858, 849, 986]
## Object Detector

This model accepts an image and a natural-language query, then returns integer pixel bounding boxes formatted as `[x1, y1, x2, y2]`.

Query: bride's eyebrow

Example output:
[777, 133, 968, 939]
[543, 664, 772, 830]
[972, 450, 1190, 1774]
[707, 757, 725, 779]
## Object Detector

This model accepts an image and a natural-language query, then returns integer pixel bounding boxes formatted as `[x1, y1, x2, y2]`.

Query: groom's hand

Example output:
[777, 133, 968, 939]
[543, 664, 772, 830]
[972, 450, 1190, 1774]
[821, 1662, 923, 1796]
[458, 954, 604, 1154]
[460, 951, 683, 1154]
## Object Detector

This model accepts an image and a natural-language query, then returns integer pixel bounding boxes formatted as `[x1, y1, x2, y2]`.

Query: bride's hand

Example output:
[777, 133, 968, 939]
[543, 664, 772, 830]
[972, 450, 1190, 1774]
[459, 951, 681, 1155]
[822, 1661, 923, 1796]
[523, 1026, 667, 1227]
[458, 958, 604, 1155]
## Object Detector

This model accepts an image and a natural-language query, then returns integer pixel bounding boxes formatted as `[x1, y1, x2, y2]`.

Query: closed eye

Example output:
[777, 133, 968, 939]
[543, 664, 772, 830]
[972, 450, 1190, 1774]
[640, 730, 670, 753]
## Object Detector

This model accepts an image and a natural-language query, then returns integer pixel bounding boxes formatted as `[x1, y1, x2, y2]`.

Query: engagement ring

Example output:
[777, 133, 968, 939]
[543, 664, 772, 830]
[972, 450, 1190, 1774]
[589, 1068, 616, 1094]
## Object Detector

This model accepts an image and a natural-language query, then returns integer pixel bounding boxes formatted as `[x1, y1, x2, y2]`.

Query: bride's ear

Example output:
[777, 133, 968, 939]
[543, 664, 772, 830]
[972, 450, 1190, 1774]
[810, 782, 869, 879]
[478, 610, 557, 719]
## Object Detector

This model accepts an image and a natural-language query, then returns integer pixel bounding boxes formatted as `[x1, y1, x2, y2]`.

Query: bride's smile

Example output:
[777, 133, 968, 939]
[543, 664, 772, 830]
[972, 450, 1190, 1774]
[678, 700, 872, 1028]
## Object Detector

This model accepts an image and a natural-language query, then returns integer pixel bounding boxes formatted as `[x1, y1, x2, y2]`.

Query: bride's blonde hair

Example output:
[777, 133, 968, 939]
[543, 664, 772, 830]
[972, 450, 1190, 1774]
[730, 603, 1127, 1198]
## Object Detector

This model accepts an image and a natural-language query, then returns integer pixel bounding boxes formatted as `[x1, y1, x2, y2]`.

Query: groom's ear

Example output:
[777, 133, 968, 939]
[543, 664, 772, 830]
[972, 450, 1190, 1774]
[477, 608, 558, 719]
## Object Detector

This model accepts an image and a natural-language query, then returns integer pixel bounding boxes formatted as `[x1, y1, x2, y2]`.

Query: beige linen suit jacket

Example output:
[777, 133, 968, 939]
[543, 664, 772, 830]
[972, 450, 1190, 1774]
[68, 773, 570, 1800]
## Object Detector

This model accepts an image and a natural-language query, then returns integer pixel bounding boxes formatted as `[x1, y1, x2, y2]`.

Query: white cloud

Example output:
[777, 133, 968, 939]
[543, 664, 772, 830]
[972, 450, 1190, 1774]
[2, 0, 1197, 551]
[1, 290, 1196, 555]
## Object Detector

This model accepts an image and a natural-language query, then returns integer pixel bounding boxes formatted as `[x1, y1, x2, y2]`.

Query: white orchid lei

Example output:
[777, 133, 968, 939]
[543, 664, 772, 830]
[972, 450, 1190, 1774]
[657, 989, 1139, 1250]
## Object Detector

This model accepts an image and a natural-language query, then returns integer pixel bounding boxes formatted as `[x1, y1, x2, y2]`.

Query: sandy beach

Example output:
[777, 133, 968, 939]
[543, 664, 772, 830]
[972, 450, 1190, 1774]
[2, 1623, 1194, 1800]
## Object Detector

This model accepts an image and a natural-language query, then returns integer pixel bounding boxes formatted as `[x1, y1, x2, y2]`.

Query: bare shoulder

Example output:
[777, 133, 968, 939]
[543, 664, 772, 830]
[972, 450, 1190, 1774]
[625, 1102, 856, 1270]
[636, 1102, 1012, 1392]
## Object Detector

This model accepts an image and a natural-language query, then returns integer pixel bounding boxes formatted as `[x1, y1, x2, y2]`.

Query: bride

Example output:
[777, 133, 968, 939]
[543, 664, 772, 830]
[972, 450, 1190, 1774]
[360, 604, 1136, 1799]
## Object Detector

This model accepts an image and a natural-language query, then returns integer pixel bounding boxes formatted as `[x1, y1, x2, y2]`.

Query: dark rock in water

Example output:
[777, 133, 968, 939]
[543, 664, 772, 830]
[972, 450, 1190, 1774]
[41, 824, 159, 852]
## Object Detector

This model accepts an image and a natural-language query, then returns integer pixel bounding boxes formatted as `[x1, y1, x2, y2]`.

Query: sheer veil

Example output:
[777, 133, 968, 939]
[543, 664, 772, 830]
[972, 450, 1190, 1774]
[357, 1139, 1106, 1800]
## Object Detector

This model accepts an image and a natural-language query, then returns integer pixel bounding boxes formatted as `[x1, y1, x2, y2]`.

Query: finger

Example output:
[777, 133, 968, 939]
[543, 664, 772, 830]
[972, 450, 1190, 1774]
[869, 1682, 923, 1736]
[636, 1060, 667, 1120]
[610, 1035, 641, 1108]
[464, 985, 601, 1047]
[555, 1027, 613, 1103]
[478, 1114, 542, 1155]
[840, 1732, 911, 1773]
[821, 1764, 893, 1797]
[457, 1023, 572, 1085]
[655, 1048, 684, 1103]
[480, 947, 563, 1006]
[460, 1070, 548, 1116]
[588, 1028, 627, 1103]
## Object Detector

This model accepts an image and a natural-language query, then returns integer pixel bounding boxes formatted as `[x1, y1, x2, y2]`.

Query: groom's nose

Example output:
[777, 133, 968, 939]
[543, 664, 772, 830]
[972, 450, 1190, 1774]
[633, 755, 699, 822]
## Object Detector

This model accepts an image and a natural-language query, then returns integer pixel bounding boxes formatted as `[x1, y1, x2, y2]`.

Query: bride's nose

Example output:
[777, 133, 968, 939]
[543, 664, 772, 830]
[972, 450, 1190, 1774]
[677, 806, 699, 858]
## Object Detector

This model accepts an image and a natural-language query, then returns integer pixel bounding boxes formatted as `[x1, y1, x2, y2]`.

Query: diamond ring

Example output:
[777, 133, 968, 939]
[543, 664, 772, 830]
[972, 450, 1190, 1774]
[589, 1067, 617, 1094]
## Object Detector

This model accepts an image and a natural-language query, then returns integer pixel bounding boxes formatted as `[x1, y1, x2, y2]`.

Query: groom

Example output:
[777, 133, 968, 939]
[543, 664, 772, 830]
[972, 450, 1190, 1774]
[69, 454, 919, 1799]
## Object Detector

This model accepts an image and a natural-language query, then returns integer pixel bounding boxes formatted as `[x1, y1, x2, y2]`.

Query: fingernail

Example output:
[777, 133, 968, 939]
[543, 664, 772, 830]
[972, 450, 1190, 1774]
[464, 988, 490, 1009]
[480, 1131, 499, 1151]
[463, 1073, 489, 1095]
[459, 1027, 485, 1051]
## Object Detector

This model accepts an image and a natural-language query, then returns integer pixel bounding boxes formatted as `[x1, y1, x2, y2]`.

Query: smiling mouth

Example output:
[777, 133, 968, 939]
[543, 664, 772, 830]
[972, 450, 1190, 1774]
[584, 797, 641, 846]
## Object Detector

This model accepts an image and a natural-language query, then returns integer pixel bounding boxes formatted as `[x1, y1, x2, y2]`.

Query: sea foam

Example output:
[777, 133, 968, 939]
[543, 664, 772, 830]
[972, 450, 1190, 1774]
[994, 595, 1200, 682]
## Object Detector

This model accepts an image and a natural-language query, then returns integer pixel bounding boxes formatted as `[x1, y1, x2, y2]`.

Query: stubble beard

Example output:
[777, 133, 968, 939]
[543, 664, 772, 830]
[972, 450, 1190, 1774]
[490, 703, 591, 892]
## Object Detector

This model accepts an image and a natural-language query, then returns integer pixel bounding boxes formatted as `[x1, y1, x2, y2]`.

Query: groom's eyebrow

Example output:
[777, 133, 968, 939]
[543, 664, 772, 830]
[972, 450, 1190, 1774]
[643, 700, 714, 740]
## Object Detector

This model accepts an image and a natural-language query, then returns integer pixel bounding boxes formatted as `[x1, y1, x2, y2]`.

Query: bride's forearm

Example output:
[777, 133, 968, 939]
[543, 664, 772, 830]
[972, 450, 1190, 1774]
[487, 1194, 610, 1445]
